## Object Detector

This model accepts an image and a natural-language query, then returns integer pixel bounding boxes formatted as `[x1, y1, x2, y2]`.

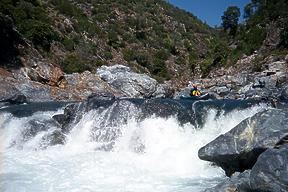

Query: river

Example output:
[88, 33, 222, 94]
[0, 99, 266, 192]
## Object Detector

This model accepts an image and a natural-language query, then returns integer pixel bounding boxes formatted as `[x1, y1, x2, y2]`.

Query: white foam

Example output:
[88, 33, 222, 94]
[0, 104, 265, 192]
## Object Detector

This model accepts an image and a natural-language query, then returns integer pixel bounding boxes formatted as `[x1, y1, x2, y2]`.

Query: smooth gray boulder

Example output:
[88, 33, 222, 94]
[96, 65, 168, 98]
[198, 108, 288, 176]
[250, 144, 288, 192]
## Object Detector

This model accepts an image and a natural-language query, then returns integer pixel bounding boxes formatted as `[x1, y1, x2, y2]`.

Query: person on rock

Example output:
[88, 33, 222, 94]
[190, 84, 201, 97]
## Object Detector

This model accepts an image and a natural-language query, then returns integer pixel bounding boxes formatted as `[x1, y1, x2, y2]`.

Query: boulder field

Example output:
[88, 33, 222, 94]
[0, 64, 172, 106]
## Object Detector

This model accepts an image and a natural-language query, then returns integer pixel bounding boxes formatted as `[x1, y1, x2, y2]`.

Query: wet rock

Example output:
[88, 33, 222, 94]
[87, 91, 115, 101]
[41, 130, 66, 147]
[52, 114, 68, 126]
[52, 103, 82, 132]
[96, 65, 165, 98]
[250, 144, 288, 192]
[205, 171, 251, 192]
[0, 94, 27, 104]
[19, 118, 61, 145]
[139, 99, 194, 125]
[210, 86, 230, 97]
[198, 108, 288, 176]
[173, 87, 192, 98]
[280, 86, 288, 101]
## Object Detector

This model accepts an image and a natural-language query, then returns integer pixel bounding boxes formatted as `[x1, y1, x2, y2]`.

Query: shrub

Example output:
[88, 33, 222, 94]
[213, 41, 229, 66]
[200, 57, 213, 77]
[95, 60, 107, 67]
[154, 49, 169, 61]
[62, 37, 75, 51]
[20, 20, 59, 51]
[61, 54, 90, 73]
[103, 51, 113, 60]
[122, 48, 136, 61]
[135, 52, 149, 67]
[4, 0, 58, 52]
[51, 0, 82, 18]
[107, 30, 122, 49]
[175, 56, 186, 65]
[188, 52, 198, 71]
[151, 58, 170, 80]
[93, 13, 107, 22]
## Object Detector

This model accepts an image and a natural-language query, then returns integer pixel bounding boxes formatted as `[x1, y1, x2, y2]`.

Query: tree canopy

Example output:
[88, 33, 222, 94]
[221, 6, 240, 37]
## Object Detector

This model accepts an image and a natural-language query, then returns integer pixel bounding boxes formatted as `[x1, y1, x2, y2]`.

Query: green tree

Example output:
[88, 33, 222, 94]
[244, 3, 254, 19]
[221, 6, 240, 37]
[280, 20, 288, 48]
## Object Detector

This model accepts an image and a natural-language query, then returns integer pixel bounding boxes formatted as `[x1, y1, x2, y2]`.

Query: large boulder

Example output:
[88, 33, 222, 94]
[96, 65, 169, 98]
[198, 108, 288, 176]
[250, 144, 288, 192]
[206, 144, 288, 192]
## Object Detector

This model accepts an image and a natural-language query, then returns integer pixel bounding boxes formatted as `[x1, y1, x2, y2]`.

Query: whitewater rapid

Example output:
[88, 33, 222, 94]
[0, 104, 265, 192]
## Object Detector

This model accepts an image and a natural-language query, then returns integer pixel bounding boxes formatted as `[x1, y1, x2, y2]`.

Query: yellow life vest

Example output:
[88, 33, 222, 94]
[192, 90, 201, 96]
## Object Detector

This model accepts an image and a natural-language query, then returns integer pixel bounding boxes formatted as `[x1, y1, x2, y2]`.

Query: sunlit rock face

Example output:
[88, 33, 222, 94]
[199, 108, 288, 176]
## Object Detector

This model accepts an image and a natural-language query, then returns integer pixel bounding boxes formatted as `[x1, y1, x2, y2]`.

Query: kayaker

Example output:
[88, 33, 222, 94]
[190, 84, 201, 97]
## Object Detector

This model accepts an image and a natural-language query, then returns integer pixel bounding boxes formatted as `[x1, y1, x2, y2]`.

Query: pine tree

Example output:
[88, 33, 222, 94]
[221, 6, 240, 37]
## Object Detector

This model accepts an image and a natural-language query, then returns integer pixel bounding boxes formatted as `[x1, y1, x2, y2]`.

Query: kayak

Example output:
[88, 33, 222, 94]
[179, 93, 212, 100]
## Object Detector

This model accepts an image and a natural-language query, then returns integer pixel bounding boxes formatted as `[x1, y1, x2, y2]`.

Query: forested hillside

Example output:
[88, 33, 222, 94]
[0, 0, 226, 85]
[221, 0, 288, 69]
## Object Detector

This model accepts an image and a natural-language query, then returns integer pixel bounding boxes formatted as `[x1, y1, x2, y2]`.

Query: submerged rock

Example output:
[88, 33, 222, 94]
[205, 171, 251, 192]
[41, 130, 66, 147]
[198, 108, 288, 176]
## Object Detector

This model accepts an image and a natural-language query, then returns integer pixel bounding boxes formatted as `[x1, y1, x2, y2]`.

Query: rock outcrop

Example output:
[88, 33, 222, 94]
[198, 108, 288, 176]
[0, 64, 172, 103]
[96, 65, 172, 98]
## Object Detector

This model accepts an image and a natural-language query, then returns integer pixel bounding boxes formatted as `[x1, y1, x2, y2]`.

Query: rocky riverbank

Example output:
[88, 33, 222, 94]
[0, 63, 173, 106]
[176, 54, 288, 107]
[2, 53, 288, 106]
